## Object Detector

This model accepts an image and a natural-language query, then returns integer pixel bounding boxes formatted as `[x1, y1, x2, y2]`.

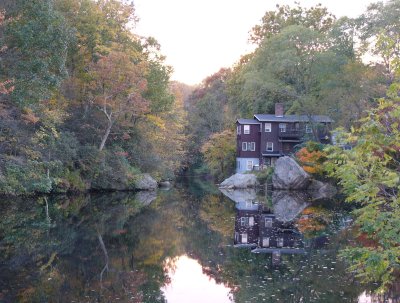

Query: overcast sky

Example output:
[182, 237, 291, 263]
[134, 0, 379, 85]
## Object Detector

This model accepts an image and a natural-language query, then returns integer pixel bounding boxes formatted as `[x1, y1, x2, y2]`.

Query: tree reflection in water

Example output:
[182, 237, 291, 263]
[0, 185, 398, 302]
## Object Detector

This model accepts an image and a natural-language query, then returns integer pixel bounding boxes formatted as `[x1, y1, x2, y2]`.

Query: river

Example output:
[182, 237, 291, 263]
[0, 179, 398, 302]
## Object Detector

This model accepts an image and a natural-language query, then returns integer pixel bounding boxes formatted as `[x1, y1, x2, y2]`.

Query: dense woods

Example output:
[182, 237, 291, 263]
[0, 0, 187, 194]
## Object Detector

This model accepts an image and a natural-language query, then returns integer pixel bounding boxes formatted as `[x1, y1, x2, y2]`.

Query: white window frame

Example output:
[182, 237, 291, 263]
[246, 160, 253, 171]
[262, 237, 270, 247]
[237, 125, 241, 135]
[265, 123, 271, 132]
[266, 142, 273, 152]
[277, 237, 284, 248]
[265, 217, 273, 228]
[241, 233, 248, 244]
[305, 124, 312, 133]
[249, 142, 255, 151]
[240, 217, 248, 226]
[279, 123, 287, 133]
[244, 125, 250, 134]
[242, 142, 248, 151]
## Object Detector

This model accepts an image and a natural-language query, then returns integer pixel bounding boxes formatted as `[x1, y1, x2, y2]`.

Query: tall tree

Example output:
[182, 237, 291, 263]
[89, 50, 149, 151]
[250, 3, 336, 45]
[1, 0, 72, 105]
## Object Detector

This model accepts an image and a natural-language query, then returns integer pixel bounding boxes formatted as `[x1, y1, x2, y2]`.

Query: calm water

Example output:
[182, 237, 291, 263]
[0, 180, 398, 302]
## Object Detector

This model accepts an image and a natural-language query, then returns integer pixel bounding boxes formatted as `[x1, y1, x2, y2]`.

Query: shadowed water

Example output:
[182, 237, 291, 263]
[0, 181, 398, 302]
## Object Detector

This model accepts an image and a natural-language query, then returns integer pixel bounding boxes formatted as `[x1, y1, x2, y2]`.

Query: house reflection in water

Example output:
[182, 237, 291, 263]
[233, 199, 305, 266]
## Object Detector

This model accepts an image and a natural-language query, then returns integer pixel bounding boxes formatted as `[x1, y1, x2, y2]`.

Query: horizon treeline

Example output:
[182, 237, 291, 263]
[187, 1, 399, 180]
[1, 0, 400, 193]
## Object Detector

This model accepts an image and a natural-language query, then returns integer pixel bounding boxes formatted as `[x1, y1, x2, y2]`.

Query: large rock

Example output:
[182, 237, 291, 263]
[135, 190, 157, 205]
[134, 174, 158, 190]
[272, 157, 311, 190]
[272, 191, 310, 222]
[219, 173, 259, 189]
[307, 179, 337, 201]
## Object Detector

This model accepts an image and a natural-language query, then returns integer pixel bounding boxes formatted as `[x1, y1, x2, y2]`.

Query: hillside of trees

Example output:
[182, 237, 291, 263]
[0, 0, 191, 195]
[1, 0, 400, 193]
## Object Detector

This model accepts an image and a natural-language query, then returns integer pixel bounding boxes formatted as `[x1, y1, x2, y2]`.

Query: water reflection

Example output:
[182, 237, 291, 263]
[0, 184, 399, 302]
[162, 255, 232, 303]
[230, 190, 312, 266]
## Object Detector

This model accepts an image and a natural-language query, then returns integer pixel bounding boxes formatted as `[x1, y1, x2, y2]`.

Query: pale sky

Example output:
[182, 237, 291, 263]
[134, 0, 379, 85]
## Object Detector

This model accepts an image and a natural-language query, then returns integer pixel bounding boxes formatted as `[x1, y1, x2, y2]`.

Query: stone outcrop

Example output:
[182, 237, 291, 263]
[219, 188, 258, 205]
[134, 174, 158, 190]
[135, 190, 157, 205]
[272, 191, 310, 222]
[307, 179, 337, 201]
[219, 173, 259, 189]
[272, 156, 311, 190]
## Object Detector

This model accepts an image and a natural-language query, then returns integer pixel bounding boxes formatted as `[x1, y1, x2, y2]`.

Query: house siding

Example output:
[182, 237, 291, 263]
[236, 114, 332, 171]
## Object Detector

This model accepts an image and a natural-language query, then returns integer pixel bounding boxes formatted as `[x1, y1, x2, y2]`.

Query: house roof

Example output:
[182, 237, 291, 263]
[236, 118, 261, 125]
[254, 114, 333, 123]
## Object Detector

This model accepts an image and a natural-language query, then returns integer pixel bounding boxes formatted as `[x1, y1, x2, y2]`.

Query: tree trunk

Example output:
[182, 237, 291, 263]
[99, 121, 112, 151]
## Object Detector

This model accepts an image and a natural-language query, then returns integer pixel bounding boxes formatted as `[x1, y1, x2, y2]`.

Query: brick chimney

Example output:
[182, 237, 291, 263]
[275, 103, 284, 117]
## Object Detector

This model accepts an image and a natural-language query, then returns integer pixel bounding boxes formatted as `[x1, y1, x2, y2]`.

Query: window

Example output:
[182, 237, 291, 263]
[266, 142, 273, 151]
[249, 216, 254, 226]
[277, 237, 284, 247]
[240, 217, 248, 226]
[244, 125, 250, 134]
[249, 142, 255, 151]
[265, 217, 273, 228]
[265, 123, 271, 132]
[242, 142, 247, 151]
[279, 123, 286, 132]
[237, 125, 241, 135]
[241, 233, 248, 244]
[305, 124, 312, 133]
[247, 160, 253, 170]
[262, 237, 270, 247]
[264, 157, 271, 166]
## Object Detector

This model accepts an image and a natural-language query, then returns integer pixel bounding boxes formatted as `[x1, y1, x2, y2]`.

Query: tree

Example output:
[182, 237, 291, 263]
[325, 97, 400, 291]
[249, 3, 336, 44]
[229, 25, 350, 138]
[200, 130, 235, 180]
[1, 0, 72, 105]
[357, 0, 400, 83]
[89, 50, 149, 151]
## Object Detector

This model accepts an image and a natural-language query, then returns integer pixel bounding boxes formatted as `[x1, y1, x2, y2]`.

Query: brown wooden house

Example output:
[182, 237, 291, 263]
[236, 103, 333, 173]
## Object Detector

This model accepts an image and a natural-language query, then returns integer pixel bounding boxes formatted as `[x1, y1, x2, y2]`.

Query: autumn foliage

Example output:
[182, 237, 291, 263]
[295, 142, 327, 174]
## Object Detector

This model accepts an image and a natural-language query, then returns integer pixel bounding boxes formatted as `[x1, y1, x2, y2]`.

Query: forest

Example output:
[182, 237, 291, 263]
[0, 0, 400, 296]
[0, 0, 398, 192]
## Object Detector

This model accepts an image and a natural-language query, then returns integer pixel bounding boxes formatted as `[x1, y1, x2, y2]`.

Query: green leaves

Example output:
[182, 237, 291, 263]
[326, 98, 400, 290]
[2, 0, 73, 105]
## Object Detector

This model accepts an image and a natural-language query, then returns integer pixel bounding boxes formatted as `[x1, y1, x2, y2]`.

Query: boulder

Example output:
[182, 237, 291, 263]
[307, 179, 337, 201]
[219, 188, 257, 204]
[272, 191, 310, 222]
[272, 157, 311, 190]
[219, 173, 259, 189]
[135, 190, 157, 205]
[134, 174, 158, 190]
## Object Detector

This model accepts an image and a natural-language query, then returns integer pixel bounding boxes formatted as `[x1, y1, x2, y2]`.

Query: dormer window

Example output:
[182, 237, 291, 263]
[265, 123, 271, 132]
[244, 125, 250, 134]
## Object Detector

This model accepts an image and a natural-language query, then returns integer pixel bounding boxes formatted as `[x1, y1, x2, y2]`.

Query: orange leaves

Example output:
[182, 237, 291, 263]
[21, 108, 40, 124]
[90, 50, 149, 117]
[0, 79, 15, 95]
[296, 146, 327, 174]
